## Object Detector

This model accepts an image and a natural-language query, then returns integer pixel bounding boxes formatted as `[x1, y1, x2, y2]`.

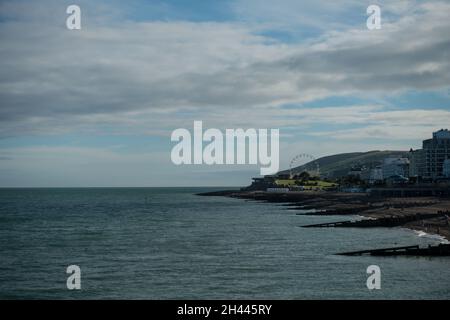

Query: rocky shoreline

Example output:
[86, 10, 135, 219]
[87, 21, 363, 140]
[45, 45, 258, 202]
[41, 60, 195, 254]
[198, 190, 450, 253]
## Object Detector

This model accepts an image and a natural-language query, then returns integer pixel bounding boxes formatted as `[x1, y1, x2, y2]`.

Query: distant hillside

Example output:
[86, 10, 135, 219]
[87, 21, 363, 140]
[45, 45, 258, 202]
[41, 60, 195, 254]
[279, 150, 409, 178]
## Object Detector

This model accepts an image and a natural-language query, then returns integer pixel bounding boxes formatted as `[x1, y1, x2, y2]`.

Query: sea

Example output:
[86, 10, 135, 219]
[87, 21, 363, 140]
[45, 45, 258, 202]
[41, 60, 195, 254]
[0, 187, 449, 299]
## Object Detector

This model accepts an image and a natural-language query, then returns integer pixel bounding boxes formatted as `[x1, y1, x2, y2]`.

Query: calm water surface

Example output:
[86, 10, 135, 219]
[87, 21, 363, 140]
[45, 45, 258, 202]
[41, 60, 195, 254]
[0, 188, 449, 299]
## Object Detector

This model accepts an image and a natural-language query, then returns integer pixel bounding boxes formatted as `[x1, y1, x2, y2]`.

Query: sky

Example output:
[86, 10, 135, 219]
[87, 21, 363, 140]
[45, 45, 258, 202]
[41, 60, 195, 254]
[0, 0, 449, 187]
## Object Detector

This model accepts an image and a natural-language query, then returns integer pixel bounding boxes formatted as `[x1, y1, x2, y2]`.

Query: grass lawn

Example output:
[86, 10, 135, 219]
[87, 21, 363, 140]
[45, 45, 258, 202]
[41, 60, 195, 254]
[275, 179, 338, 189]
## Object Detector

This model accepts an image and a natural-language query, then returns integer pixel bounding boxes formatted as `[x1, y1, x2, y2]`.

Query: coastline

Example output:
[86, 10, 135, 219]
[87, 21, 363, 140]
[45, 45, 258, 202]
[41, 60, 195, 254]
[409, 229, 450, 244]
[404, 225, 450, 243]
[198, 190, 450, 242]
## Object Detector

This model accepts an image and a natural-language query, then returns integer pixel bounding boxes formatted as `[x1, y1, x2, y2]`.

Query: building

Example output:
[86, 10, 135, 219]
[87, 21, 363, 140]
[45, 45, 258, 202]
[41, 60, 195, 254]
[348, 165, 364, 178]
[444, 159, 450, 178]
[276, 173, 291, 180]
[370, 167, 383, 183]
[266, 187, 290, 193]
[422, 129, 450, 179]
[408, 148, 424, 178]
[385, 175, 409, 185]
[245, 175, 276, 191]
[360, 167, 383, 184]
[382, 156, 409, 179]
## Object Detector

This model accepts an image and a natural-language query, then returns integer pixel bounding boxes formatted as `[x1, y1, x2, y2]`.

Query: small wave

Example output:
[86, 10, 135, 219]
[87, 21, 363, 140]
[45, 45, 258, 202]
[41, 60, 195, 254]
[413, 230, 450, 244]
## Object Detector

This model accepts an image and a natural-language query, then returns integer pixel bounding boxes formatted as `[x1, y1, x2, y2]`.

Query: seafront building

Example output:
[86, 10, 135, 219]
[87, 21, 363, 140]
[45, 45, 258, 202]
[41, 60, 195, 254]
[360, 167, 383, 184]
[444, 159, 450, 178]
[409, 148, 424, 178]
[381, 156, 409, 179]
[409, 129, 450, 180]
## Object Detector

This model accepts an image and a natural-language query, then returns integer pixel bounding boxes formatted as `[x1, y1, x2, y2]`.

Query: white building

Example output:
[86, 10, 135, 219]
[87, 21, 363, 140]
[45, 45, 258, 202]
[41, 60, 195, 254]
[360, 167, 383, 184]
[382, 157, 409, 179]
[370, 167, 383, 182]
[266, 188, 290, 193]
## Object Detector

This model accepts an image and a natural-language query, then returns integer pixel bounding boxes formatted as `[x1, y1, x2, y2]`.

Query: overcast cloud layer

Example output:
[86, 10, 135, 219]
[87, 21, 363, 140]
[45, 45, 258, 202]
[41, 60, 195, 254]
[0, 0, 449, 186]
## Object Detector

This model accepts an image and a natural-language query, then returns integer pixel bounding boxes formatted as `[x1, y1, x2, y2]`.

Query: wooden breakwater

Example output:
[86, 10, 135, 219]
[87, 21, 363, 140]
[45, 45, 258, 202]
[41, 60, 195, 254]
[291, 201, 439, 215]
[288, 204, 334, 210]
[338, 243, 450, 256]
[300, 212, 447, 228]
[196, 190, 240, 196]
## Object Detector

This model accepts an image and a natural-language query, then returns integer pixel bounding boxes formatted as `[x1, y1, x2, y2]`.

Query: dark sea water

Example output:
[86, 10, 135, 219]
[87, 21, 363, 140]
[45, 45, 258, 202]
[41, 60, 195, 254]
[0, 187, 449, 299]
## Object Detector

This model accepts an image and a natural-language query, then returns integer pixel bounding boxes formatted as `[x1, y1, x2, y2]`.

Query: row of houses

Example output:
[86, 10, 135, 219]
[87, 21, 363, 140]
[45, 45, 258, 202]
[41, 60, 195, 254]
[355, 158, 408, 184]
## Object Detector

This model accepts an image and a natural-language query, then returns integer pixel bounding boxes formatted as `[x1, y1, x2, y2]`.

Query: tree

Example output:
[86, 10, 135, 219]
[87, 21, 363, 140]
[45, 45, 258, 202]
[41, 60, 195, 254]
[298, 171, 310, 181]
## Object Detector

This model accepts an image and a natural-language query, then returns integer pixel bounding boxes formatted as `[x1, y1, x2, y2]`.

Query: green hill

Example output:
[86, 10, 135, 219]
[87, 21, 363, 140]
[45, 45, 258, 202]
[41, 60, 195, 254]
[279, 150, 409, 179]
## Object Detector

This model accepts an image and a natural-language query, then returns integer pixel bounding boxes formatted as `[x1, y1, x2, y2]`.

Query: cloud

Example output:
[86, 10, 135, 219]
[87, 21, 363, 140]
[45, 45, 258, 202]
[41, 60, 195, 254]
[232, 0, 366, 32]
[0, 0, 449, 139]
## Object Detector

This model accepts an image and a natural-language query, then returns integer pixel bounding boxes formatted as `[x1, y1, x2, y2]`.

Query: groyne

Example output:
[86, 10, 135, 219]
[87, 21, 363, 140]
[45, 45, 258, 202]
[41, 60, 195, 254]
[197, 190, 450, 256]
[338, 243, 450, 256]
[300, 212, 447, 228]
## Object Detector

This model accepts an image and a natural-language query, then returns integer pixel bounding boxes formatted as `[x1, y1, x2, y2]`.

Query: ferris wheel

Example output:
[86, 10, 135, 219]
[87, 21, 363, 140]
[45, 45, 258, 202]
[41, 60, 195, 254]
[289, 153, 320, 179]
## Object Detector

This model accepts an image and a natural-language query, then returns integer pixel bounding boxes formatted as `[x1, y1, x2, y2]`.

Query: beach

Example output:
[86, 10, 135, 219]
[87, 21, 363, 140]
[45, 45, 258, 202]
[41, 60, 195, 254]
[199, 190, 450, 242]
